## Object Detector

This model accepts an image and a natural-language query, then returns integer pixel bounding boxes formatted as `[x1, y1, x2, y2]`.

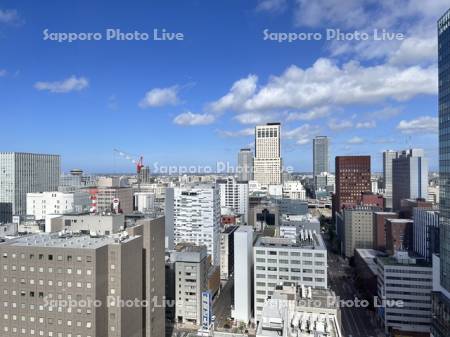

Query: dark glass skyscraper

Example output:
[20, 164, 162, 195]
[438, 7, 450, 294]
[433, 8, 450, 337]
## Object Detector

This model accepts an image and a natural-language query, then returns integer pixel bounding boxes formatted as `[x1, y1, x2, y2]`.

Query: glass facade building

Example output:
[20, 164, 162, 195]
[438, 7, 450, 294]
[434, 8, 450, 337]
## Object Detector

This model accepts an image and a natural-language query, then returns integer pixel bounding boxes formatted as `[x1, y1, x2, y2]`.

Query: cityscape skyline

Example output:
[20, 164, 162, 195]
[0, 1, 444, 172]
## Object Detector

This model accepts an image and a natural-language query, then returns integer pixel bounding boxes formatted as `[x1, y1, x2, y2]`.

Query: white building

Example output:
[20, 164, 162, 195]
[172, 185, 221, 266]
[282, 181, 306, 200]
[134, 192, 156, 213]
[253, 231, 327, 321]
[0, 152, 60, 223]
[233, 226, 254, 323]
[26, 191, 90, 220]
[376, 251, 433, 335]
[256, 283, 342, 337]
[217, 177, 249, 224]
[254, 123, 282, 186]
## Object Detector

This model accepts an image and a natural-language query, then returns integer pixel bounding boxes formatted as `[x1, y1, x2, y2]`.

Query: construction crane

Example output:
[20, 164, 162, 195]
[113, 148, 144, 192]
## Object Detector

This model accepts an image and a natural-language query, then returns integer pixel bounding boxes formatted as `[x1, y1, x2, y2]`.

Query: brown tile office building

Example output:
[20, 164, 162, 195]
[333, 156, 371, 216]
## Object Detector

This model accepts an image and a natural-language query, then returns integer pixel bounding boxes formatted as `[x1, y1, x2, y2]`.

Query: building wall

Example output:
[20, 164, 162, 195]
[127, 217, 165, 337]
[238, 149, 253, 182]
[438, 8, 450, 293]
[392, 150, 428, 211]
[334, 156, 371, 215]
[253, 236, 327, 321]
[373, 212, 398, 251]
[27, 191, 90, 220]
[313, 136, 329, 178]
[254, 123, 281, 186]
[377, 258, 433, 335]
[0, 234, 143, 337]
[173, 186, 221, 266]
[385, 219, 413, 255]
[0, 152, 60, 223]
[233, 226, 253, 323]
[343, 209, 374, 258]
[413, 209, 439, 262]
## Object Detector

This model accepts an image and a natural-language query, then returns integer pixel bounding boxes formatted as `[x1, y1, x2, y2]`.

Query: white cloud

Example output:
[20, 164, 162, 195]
[256, 0, 287, 13]
[211, 59, 437, 116]
[34, 76, 89, 93]
[173, 112, 215, 126]
[216, 128, 254, 138]
[347, 136, 365, 144]
[293, 0, 447, 65]
[0, 9, 22, 25]
[139, 86, 180, 108]
[286, 106, 330, 121]
[328, 119, 353, 131]
[0, 69, 6, 77]
[356, 121, 376, 129]
[209, 75, 257, 113]
[233, 111, 278, 125]
[284, 124, 320, 145]
[397, 116, 438, 134]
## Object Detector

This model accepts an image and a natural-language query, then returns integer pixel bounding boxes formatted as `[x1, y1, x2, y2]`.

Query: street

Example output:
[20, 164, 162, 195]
[327, 248, 384, 337]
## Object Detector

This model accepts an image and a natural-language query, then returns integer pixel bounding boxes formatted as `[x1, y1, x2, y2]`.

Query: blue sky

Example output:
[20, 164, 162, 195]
[0, 0, 446, 173]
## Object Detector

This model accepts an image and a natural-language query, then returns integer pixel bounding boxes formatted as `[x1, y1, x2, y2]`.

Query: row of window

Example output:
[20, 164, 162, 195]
[2, 253, 92, 263]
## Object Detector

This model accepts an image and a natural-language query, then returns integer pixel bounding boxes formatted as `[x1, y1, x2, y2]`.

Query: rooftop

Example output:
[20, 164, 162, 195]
[255, 231, 325, 250]
[1, 231, 137, 249]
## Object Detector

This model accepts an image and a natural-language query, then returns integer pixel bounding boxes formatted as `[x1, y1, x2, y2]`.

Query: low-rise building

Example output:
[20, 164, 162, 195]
[26, 191, 90, 220]
[46, 213, 125, 235]
[256, 283, 342, 337]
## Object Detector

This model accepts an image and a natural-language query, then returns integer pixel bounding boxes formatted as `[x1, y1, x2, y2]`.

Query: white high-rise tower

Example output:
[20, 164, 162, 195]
[253, 123, 282, 185]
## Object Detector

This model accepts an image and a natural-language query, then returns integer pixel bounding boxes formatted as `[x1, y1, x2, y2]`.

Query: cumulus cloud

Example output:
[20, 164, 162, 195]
[216, 128, 254, 138]
[284, 124, 320, 145]
[211, 59, 437, 118]
[209, 75, 258, 113]
[396, 116, 438, 134]
[139, 86, 180, 108]
[34, 76, 89, 93]
[347, 136, 365, 144]
[293, 0, 447, 65]
[233, 111, 279, 125]
[173, 112, 215, 126]
[286, 106, 330, 121]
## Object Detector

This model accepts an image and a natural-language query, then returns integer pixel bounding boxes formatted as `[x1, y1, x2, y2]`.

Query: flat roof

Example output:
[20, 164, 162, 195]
[2, 232, 137, 249]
